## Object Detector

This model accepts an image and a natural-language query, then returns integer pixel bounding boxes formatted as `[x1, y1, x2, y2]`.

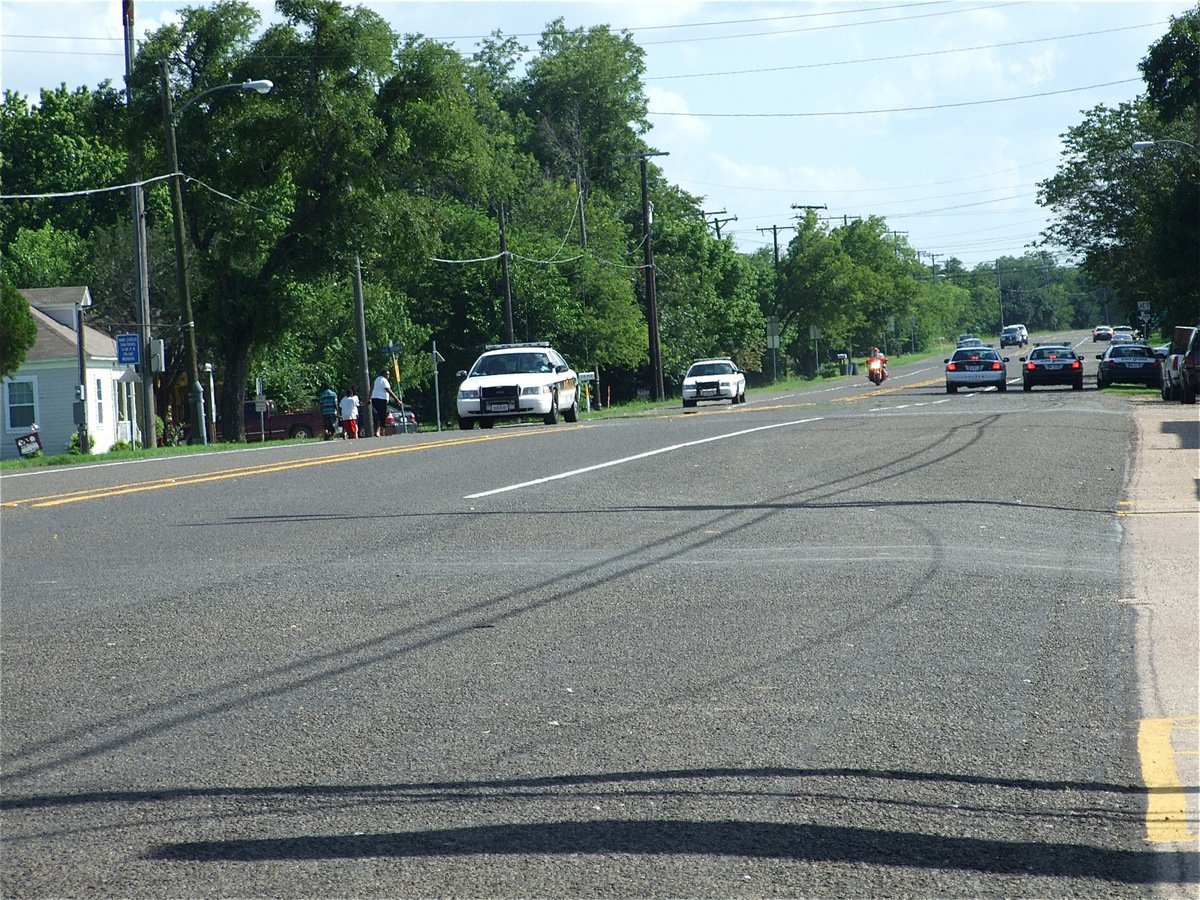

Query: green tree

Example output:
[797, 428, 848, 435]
[0, 276, 37, 380]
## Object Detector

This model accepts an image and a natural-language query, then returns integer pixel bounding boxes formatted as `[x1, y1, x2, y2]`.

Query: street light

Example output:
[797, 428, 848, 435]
[159, 61, 273, 444]
[1132, 139, 1198, 153]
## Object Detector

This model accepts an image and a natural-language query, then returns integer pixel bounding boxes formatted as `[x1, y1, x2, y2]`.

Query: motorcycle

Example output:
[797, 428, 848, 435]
[866, 356, 888, 385]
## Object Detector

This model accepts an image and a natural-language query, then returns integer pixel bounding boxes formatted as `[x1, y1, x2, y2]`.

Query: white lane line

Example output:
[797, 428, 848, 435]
[464, 416, 825, 499]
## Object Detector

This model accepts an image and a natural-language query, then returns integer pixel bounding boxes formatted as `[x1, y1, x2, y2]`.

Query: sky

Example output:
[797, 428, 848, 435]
[2, 0, 1195, 269]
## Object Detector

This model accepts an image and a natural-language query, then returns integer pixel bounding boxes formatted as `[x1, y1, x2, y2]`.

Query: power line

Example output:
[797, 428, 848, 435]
[648, 78, 1140, 118]
[647, 21, 1165, 81]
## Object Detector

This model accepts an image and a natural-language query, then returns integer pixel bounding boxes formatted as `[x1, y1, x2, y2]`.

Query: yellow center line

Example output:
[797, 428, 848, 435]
[832, 376, 945, 401]
[1138, 716, 1199, 843]
[2, 430, 539, 509]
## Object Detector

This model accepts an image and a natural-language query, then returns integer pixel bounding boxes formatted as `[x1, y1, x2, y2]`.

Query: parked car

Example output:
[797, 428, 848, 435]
[1172, 325, 1200, 404]
[945, 346, 1008, 393]
[681, 358, 747, 407]
[999, 325, 1026, 348]
[383, 405, 418, 435]
[456, 342, 579, 429]
[1161, 326, 1196, 402]
[1020, 345, 1084, 391]
[1095, 343, 1161, 390]
[221, 400, 325, 441]
[1092, 325, 1114, 342]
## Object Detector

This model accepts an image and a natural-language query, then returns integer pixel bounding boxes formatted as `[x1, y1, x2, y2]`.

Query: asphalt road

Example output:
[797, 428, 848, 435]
[2, 332, 1197, 898]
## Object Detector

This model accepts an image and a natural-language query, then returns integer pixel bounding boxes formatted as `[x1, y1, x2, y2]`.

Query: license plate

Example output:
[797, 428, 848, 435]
[1044, 363, 1062, 370]
[486, 401, 513, 412]
[966, 364, 982, 371]
[1126, 362, 1145, 367]
[701, 389, 718, 396]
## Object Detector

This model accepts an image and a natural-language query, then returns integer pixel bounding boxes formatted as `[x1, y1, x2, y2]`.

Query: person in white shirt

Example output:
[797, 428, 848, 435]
[370, 370, 400, 437]
[339, 388, 361, 439]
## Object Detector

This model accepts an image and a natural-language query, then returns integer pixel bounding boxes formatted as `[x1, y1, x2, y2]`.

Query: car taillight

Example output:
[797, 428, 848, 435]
[946, 362, 957, 371]
[1025, 362, 1036, 371]
[1070, 360, 1081, 370]
[1105, 360, 1116, 368]
[991, 361, 1002, 370]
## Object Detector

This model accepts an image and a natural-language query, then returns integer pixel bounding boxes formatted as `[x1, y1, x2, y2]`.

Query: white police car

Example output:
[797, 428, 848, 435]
[456, 342, 579, 429]
[681, 357, 746, 407]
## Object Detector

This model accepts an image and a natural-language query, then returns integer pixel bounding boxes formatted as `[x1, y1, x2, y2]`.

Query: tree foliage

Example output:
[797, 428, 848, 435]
[0, 275, 37, 380]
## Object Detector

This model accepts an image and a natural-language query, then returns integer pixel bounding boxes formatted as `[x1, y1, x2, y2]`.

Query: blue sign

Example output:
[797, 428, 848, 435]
[117, 333, 140, 366]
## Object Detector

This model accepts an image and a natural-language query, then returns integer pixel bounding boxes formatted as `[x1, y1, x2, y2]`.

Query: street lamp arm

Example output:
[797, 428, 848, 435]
[1132, 138, 1198, 154]
[174, 78, 273, 121]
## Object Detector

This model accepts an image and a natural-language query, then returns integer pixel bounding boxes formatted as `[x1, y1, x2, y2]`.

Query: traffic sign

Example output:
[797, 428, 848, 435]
[116, 333, 140, 366]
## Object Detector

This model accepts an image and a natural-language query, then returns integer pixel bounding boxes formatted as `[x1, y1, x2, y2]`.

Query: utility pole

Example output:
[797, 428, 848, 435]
[790, 205, 825, 378]
[927, 253, 942, 278]
[498, 201, 514, 343]
[622, 149, 669, 401]
[758, 224, 796, 384]
[886, 230, 909, 258]
[711, 215, 737, 239]
[160, 60, 206, 445]
[700, 208, 736, 238]
[575, 165, 587, 248]
[354, 255, 372, 438]
[122, 0, 155, 448]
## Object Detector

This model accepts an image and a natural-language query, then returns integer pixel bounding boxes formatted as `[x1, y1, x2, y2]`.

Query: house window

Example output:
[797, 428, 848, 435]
[5, 378, 37, 430]
[95, 377, 104, 425]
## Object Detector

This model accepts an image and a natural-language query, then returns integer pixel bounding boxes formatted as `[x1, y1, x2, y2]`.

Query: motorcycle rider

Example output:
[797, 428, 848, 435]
[866, 346, 888, 381]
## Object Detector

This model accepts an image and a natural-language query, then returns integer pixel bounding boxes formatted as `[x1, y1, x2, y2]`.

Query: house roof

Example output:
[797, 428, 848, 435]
[19, 288, 118, 363]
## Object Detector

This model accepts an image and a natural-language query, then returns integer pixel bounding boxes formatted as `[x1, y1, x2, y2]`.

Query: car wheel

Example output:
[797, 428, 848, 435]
[480, 418, 495, 429]
[1073, 379, 1083, 391]
[1096, 377, 1105, 389]
[683, 399, 696, 408]
[946, 384, 957, 394]
[998, 380, 1007, 392]
[1182, 380, 1197, 404]
[544, 392, 560, 425]
[563, 393, 578, 423]
[289, 425, 314, 439]
[1023, 382, 1032, 392]
[458, 418, 474, 430]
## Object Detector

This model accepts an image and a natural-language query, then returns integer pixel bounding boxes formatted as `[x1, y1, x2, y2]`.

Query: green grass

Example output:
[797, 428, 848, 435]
[0, 439, 281, 471]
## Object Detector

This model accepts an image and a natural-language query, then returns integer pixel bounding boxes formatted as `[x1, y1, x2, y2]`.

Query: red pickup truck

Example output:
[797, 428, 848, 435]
[221, 400, 326, 441]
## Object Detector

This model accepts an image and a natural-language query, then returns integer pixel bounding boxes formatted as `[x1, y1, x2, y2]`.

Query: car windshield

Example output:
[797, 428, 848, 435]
[953, 349, 998, 361]
[471, 353, 553, 376]
[1031, 347, 1074, 360]
[1109, 346, 1152, 358]
[688, 362, 733, 377]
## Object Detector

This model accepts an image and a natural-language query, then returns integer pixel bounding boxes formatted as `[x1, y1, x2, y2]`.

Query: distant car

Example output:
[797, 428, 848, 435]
[1152, 343, 1170, 359]
[1110, 332, 1134, 345]
[383, 405, 418, 435]
[1095, 343, 1161, 390]
[681, 358, 746, 407]
[945, 346, 1009, 393]
[956, 333, 979, 347]
[1113, 325, 1138, 340]
[1093, 325, 1114, 342]
[1013, 324, 1029, 343]
[1020, 344, 1084, 391]
[1000, 325, 1026, 348]
[456, 342, 579, 429]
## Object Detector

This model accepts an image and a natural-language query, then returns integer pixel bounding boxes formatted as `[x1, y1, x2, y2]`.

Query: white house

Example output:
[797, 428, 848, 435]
[2, 287, 139, 461]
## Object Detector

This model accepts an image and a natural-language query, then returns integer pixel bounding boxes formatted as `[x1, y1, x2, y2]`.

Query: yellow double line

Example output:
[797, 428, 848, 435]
[2, 431, 535, 509]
